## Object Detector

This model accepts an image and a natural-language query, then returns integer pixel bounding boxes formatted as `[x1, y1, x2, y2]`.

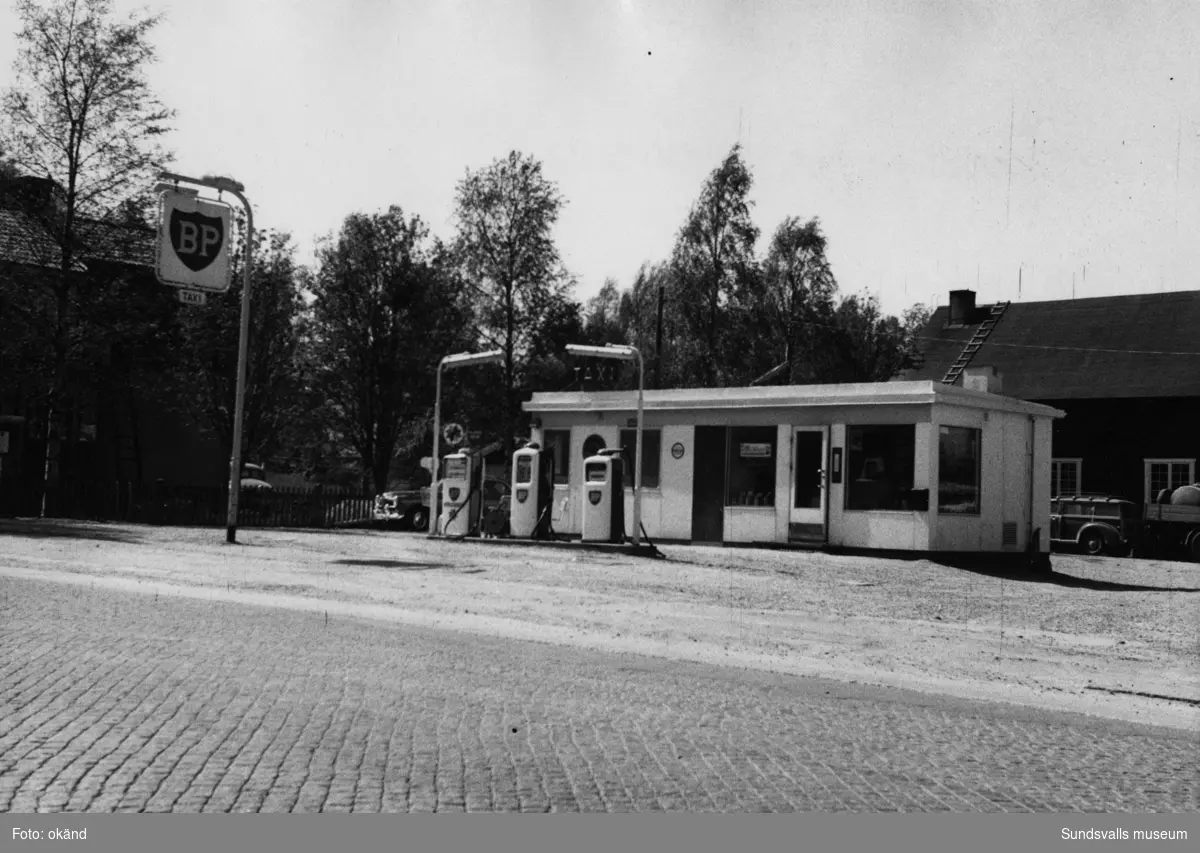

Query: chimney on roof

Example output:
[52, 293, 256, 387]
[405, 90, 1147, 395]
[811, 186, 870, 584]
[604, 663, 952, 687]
[962, 366, 1003, 394]
[948, 289, 976, 325]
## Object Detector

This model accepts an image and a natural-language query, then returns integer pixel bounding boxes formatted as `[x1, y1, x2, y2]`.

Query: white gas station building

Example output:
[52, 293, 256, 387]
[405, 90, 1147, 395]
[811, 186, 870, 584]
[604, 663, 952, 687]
[522, 380, 1064, 559]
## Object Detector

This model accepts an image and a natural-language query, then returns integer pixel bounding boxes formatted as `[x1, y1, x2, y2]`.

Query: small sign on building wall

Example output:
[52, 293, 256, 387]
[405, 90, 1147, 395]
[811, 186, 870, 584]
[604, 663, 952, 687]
[740, 442, 772, 458]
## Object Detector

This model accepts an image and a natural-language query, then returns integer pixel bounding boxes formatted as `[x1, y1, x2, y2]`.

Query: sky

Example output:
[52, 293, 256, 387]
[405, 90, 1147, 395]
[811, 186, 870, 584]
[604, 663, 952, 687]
[1, 0, 1197, 318]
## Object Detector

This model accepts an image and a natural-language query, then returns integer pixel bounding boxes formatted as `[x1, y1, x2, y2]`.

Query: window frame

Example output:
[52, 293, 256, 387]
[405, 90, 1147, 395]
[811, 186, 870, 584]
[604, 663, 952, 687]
[581, 433, 607, 460]
[1050, 458, 1082, 498]
[844, 424, 917, 512]
[542, 429, 571, 486]
[725, 426, 778, 508]
[618, 428, 662, 490]
[937, 425, 982, 515]
[1144, 458, 1195, 503]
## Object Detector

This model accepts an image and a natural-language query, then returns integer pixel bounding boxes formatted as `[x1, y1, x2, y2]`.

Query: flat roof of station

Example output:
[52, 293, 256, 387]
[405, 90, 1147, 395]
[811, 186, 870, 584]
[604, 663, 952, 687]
[525, 380, 1065, 419]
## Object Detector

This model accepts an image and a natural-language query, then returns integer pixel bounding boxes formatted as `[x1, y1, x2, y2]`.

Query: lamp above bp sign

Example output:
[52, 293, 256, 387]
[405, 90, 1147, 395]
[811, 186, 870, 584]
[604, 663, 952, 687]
[155, 188, 234, 293]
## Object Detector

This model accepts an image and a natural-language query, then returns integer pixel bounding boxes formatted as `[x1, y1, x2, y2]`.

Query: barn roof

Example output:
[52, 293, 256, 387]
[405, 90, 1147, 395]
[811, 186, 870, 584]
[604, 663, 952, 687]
[0, 207, 154, 272]
[902, 290, 1200, 400]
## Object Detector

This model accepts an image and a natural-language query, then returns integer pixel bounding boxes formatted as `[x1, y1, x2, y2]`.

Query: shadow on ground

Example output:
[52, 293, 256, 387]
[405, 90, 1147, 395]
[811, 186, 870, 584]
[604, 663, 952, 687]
[0, 519, 144, 544]
[331, 558, 450, 571]
[930, 557, 1200, 593]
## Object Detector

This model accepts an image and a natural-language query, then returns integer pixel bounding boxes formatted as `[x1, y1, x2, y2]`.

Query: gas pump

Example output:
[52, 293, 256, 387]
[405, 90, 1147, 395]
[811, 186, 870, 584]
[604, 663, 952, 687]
[439, 450, 475, 537]
[580, 448, 625, 543]
[511, 441, 554, 538]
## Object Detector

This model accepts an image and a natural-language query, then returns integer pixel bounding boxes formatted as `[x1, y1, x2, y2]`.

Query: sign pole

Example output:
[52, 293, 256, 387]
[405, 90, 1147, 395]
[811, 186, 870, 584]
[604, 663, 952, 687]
[223, 186, 253, 543]
[157, 171, 252, 543]
[430, 360, 443, 538]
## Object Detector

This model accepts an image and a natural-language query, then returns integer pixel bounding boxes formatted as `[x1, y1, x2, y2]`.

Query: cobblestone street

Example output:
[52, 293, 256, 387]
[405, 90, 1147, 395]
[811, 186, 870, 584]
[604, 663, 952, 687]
[1, 574, 1195, 812]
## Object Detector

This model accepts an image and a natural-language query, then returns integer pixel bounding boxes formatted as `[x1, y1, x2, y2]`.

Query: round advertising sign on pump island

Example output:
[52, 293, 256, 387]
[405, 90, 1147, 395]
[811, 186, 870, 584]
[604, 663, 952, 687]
[156, 189, 234, 293]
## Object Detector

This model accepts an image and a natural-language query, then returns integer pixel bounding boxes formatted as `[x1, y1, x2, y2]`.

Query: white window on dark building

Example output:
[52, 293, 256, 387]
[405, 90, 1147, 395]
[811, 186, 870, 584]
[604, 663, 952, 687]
[1050, 458, 1081, 498]
[1144, 458, 1195, 502]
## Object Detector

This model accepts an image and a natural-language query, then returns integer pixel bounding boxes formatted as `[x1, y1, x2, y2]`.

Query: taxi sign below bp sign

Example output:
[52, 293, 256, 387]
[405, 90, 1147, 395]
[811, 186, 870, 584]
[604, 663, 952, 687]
[178, 289, 207, 306]
[156, 190, 234, 292]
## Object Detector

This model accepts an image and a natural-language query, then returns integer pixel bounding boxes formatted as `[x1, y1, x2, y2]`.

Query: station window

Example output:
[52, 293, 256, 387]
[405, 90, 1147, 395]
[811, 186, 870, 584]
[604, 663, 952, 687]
[726, 426, 777, 507]
[582, 433, 606, 460]
[618, 429, 661, 489]
[845, 424, 915, 511]
[938, 426, 981, 514]
[543, 430, 570, 485]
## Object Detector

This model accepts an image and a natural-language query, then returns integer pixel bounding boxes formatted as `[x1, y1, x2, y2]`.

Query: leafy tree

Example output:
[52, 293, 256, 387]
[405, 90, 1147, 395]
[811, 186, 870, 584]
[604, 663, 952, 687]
[0, 147, 19, 180]
[524, 289, 587, 392]
[174, 227, 305, 469]
[749, 216, 839, 383]
[452, 150, 574, 455]
[670, 144, 759, 386]
[581, 278, 626, 346]
[305, 208, 471, 494]
[1, 0, 173, 490]
[817, 294, 931, 383]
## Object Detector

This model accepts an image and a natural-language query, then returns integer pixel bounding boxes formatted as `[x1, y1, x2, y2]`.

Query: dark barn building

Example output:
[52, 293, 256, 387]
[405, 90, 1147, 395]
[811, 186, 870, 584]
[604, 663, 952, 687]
[903, 289, 1200, 505]
[0, 175, 227, 515]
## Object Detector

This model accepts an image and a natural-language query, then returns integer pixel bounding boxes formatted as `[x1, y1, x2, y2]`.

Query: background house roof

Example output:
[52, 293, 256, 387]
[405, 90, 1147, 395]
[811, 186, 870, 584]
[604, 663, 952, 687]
[0, 174, 155, 272]
[0, 208, 79, 270]
[0, 207, 155, 271]
[902, 291, 1200, 400]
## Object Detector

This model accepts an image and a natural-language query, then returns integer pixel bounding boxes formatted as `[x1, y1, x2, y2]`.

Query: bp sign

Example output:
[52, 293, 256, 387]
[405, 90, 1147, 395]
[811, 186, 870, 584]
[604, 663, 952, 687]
[156, 190, 233, 292]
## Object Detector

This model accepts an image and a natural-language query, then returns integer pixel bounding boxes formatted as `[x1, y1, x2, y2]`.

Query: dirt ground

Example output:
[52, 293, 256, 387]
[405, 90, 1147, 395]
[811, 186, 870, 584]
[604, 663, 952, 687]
[1, 519, 1197, 731]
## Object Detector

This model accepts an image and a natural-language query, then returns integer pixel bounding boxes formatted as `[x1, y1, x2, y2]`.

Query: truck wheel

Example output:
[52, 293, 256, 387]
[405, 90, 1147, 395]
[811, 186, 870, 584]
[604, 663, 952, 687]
[407, 507, 429, 532]
[1081, 531, 1105, 556]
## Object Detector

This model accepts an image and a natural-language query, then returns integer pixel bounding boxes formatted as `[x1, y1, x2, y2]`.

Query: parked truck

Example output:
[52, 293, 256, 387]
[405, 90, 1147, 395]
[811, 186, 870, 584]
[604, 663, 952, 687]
[1140, 485, 1200, 562]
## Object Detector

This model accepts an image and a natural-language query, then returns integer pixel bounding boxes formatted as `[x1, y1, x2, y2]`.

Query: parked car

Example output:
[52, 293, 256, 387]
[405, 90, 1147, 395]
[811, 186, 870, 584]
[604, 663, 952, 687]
[375, 476, 511, 533]
[1049, 495, 1142, 556]
[237, 463, 274, 516]
[374, 482, 432, 530]
[239, 463, 273, 491]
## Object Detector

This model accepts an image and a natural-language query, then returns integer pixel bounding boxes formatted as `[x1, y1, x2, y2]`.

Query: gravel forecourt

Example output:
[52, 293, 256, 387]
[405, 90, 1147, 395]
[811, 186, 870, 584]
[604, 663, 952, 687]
[2, 519, 1196, 731]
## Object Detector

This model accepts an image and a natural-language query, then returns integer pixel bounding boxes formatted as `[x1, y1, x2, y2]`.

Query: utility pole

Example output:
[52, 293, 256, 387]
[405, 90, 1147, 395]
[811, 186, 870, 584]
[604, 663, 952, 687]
[655, 285, 664, 389]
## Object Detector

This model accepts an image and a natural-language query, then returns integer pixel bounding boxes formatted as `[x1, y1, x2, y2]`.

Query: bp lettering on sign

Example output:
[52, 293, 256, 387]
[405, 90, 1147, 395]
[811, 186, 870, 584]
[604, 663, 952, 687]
[156, 190, 233, 292]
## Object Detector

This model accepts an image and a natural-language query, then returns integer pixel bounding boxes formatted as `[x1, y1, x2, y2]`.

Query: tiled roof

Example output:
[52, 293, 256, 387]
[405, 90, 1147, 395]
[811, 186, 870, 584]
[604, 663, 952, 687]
[902, 291, 1200, 400]
[0, 208, 74, 269]
[0, 208, 154, 272]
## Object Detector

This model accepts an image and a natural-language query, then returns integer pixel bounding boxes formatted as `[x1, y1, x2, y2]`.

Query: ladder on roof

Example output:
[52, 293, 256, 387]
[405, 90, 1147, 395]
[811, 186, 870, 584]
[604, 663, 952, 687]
[941, 301, 1010, 385]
